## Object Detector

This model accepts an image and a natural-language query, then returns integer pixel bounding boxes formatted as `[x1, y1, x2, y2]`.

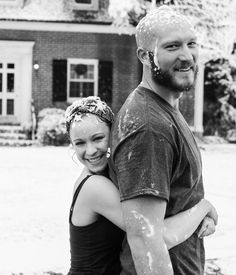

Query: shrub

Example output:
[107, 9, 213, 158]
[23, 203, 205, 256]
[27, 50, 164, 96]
[204, 58, 236, 137]
[22, 122, 33, 140]
[37, 108, 69, 146]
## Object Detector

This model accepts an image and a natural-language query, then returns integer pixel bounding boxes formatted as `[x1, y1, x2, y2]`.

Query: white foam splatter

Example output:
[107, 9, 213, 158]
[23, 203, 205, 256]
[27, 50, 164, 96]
[147, 251, 153, 271]
[131, 210, 155, 237]
[128, 151, 132, 160]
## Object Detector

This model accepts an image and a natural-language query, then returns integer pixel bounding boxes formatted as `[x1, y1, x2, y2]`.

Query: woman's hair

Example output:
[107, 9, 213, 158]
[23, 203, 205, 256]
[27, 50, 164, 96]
[65, 96, 114, 134]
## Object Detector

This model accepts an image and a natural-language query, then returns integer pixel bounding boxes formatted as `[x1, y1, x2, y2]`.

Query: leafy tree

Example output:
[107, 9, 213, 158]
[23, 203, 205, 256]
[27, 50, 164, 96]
[204, 58, 236, 137]
[108, 0, 236, 58]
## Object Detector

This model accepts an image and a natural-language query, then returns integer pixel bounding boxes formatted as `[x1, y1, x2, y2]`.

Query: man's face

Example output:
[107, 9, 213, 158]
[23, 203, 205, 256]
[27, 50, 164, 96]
[149, 23, 199, 93]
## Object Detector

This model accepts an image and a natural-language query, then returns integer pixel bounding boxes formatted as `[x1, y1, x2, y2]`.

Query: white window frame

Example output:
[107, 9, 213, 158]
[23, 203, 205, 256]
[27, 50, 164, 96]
[0, 0, 23, 7]
[71, 0, 98, 11]
[67, 58, 98, 103]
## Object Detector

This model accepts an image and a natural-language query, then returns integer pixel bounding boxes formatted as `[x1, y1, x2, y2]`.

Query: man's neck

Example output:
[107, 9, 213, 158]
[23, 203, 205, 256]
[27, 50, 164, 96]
[140, 78, 182, 108]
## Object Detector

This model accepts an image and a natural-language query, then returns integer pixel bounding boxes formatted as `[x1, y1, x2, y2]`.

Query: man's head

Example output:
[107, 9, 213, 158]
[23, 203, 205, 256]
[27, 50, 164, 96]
[136, 5, 199, 93]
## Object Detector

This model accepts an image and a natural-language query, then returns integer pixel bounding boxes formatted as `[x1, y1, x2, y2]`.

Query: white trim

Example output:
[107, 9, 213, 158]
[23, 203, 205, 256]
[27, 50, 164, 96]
[0, 0, 23, 7]
[0, 20, 135, 35]
[67, 58, 98, 103]
[0, 62, 16, 116]
[0, 40, 35, 125]
[0, 41, 35, 54]
[193, 60, 204, 134]
[71, 0, 98, 11]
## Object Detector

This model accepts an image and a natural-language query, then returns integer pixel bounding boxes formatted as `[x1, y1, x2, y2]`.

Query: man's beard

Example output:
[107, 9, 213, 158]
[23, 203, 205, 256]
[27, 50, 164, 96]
[148, 52, 198, 93]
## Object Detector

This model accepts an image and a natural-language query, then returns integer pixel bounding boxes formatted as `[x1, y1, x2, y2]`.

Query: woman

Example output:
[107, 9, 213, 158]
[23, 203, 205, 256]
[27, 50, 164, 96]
[65, 96, 217, 275]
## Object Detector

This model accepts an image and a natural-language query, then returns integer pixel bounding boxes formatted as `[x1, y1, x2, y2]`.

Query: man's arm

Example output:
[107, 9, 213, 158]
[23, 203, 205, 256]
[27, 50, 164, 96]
[122, 196, 174, 275]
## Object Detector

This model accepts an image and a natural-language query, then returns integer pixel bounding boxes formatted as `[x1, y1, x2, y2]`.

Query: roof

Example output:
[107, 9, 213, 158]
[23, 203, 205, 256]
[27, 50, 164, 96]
[0, 0, 112, 23]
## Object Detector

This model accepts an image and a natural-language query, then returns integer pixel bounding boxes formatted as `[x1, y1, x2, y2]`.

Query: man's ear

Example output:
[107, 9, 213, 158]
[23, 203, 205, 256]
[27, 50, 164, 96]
[136, 47, 150, 66]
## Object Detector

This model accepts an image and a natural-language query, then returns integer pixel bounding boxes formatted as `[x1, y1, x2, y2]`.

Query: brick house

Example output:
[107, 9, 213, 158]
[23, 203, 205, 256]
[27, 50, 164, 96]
[0, 0, 204, 134]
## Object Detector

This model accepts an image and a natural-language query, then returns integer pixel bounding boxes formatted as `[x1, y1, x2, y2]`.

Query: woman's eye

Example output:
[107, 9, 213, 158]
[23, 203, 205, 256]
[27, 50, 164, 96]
[94, 136, 103, 141]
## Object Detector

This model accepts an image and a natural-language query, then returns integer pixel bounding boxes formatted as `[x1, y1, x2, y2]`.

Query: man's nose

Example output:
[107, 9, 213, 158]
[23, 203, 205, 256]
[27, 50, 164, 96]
[179, 44, 193, 61]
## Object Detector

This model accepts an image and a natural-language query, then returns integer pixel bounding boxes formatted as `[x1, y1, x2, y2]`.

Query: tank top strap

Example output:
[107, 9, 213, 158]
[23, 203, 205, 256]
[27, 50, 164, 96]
[69, 175, 92, 222]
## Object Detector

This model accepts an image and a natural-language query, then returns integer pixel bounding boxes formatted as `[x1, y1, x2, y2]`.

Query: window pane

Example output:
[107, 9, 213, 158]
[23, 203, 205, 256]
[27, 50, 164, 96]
[7, 99, 14, 115]
[0, 73, 2, 92]
[7, 73, 14, 92]
[69, 82, 94, 97]
[71, 64, 89, 79]
[70, 64, 77, 79]
[70, 64, 95, 80]
[82, 82, 94, 97]
[70, 82, 83, 97]
[0, 63, 2, 68]
[0, 99, 2, 115]
[75, 0, 92, 4]
[7, 63, 14, 69]
[87, 65, 94, 79]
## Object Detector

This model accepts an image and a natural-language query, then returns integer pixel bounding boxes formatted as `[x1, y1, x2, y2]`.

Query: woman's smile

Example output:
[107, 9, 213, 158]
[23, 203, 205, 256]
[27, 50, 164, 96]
[85, 154, 105, 164]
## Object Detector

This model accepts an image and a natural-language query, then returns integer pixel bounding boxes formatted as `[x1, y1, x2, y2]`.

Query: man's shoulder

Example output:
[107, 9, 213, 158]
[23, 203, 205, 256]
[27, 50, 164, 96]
[112, 88, 147, 139]
[119, 86, 146, 114]
[111, 86, 176, 145]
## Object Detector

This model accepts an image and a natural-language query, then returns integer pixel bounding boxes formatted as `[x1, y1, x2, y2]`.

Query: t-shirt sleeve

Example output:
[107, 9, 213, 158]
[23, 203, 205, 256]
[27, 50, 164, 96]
[113, 125, 174, 202]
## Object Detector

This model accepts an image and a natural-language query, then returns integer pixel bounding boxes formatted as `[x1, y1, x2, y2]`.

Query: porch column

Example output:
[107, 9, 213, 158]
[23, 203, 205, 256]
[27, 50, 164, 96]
[193, 54, 206, 135]
[194, 62, 204, 134]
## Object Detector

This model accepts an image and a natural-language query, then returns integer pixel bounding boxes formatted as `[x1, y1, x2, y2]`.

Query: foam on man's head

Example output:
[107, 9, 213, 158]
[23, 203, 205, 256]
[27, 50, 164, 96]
[135, 5, 194, 51]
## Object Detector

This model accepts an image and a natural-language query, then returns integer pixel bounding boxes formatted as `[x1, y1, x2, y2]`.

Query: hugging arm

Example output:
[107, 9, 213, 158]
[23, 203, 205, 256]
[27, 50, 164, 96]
[90, 175, 217, 248]
[163, 199, 217, 249]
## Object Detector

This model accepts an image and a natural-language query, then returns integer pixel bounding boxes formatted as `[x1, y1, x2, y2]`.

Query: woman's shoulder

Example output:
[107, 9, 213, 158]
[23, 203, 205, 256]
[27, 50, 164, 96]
[84, 174, 116, 194]
[81, 174, 118, 205]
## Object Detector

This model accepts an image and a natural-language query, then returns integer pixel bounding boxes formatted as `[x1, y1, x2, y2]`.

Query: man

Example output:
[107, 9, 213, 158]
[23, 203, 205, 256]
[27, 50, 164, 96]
[110, 5, 215, 275]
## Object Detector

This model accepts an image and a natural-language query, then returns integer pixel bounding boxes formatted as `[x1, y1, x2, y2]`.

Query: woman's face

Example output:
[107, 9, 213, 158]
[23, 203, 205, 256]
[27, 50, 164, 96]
[70, 114, 110, 174]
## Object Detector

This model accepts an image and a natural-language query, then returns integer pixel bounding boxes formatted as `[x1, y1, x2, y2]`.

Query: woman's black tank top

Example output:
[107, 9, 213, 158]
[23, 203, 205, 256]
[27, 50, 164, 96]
[68, 175, 125, 275]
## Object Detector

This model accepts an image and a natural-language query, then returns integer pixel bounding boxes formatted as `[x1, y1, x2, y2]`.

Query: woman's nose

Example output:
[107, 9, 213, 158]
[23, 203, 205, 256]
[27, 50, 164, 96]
[85, 143, 97, 156]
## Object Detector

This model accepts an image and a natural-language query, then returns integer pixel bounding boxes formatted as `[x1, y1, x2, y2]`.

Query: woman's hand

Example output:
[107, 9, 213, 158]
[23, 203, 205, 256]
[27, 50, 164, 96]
[198, 216, 216, 238]
[204, 199, 218, 225]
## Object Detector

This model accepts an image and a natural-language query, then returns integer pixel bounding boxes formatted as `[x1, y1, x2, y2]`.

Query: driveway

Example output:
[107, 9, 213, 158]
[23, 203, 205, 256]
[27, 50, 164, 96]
[0, 144, 235, 275]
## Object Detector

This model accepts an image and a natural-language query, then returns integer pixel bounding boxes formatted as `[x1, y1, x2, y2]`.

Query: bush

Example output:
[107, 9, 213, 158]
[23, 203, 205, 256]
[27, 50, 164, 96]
[37, 108, 69, 146]
[22, 121, 33, 140]
[204, 58, 236, 137]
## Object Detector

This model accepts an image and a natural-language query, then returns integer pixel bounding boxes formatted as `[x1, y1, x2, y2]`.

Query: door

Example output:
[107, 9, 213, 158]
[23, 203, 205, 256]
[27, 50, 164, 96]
[0, 60, 18, 124]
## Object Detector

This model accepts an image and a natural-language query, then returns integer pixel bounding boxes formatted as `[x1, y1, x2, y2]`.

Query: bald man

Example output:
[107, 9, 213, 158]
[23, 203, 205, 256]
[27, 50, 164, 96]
[110, 5, 208, 275]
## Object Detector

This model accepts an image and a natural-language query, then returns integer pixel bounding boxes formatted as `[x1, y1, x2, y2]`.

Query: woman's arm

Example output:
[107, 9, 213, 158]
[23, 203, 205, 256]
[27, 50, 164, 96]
[163, 199, 217, 249]
[87, 175, 217, 249]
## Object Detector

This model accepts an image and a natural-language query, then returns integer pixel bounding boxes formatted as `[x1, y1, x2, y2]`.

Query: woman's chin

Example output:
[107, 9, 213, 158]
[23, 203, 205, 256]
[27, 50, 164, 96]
[88, 160, 107, 175]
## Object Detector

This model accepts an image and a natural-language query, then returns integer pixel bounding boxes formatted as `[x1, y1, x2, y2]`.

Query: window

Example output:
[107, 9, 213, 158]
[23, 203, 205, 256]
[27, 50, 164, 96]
[7, 99, 14, 115]
[71, 0, 98, 11]
[67, 59, 98, 103]
[0, 0, 23, 7]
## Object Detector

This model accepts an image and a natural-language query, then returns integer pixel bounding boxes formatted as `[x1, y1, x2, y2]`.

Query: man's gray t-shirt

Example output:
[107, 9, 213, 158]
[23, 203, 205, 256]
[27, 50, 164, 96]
[110, 86, 205, 275]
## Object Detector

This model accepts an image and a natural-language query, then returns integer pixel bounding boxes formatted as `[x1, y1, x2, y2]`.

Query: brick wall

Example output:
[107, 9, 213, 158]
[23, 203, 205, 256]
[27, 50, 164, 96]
[0, 29, 140, 115]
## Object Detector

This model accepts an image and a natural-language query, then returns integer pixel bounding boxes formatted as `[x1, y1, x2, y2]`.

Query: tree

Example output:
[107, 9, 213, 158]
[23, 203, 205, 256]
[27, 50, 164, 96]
[108, 0, 236, 59]
[108, 0, 236, 139]
[204, 58, 236, 137]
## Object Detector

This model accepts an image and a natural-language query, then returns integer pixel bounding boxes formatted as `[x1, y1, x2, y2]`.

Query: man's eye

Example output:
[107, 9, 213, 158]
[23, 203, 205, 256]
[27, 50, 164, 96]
[166, 44, 178, 50]
[188, 41, 198, 48]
